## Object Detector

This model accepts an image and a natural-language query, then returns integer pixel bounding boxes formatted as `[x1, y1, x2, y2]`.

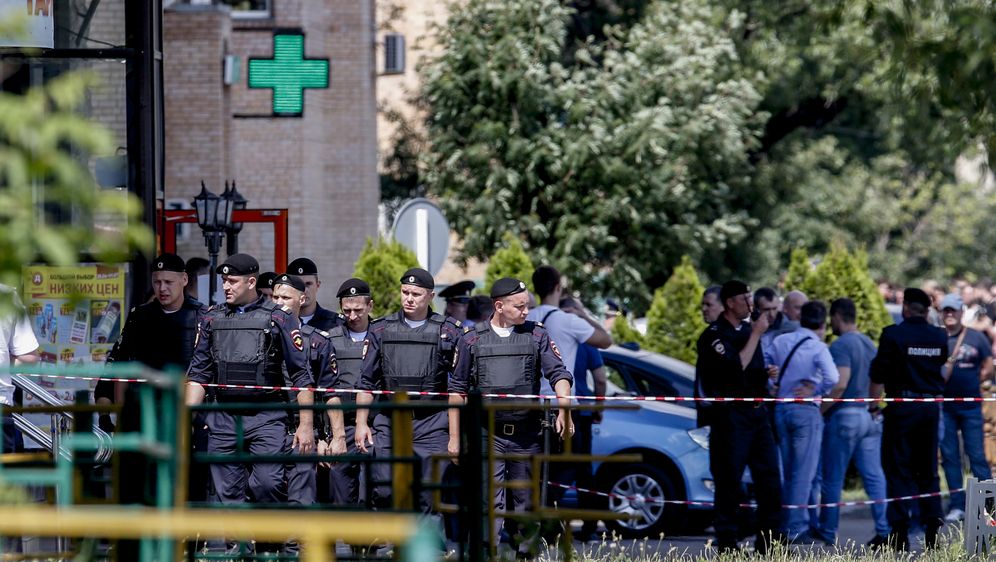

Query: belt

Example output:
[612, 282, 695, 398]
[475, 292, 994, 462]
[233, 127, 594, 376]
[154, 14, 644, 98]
[895, 390, 942, 399]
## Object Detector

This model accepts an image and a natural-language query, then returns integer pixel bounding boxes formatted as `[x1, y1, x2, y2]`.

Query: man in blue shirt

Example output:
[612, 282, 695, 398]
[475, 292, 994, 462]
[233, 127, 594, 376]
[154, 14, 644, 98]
[939, 293, 993, 522]
[817, 298, 889, 546]
[769, 301, 839, 543]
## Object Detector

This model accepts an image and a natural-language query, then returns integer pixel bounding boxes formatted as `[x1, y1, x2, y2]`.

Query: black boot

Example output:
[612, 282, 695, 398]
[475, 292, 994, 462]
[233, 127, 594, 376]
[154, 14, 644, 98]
[924, 519, 943, 549]
[887, 527, 909, 552]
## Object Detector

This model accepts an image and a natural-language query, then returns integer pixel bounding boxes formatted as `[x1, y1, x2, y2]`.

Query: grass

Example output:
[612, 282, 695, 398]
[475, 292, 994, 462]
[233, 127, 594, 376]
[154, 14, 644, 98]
[530, 528, 977, 561]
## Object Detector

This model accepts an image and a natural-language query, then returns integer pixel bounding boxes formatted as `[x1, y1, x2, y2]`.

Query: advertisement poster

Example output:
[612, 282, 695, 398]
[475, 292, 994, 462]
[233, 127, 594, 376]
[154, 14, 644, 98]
[20, 264, 128, 447]
[0, 0, 54, 49]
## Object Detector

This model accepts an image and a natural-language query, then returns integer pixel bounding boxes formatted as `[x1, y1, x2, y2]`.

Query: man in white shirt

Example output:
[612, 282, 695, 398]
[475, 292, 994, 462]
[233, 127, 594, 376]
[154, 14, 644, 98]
[526, 265, 611, 540]
[0, 287, 40, 452]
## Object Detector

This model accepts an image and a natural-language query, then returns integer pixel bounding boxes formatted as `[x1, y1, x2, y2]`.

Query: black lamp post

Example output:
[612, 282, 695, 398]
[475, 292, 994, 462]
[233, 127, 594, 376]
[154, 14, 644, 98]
[192, 182, 234, 305]
[223, 181, 248, 255]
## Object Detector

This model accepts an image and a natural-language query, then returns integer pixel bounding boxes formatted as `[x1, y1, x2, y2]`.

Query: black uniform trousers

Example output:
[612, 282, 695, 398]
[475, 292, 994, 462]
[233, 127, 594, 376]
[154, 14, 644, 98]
[284, 432, 316, 506]
[488, 426, 542, 541]
[708, 405, 782, 549]
[330, 423, 363, 505]
[207, 409, 288, 505]
[881, 402, 943, 533]
[371, 409, 450, 513]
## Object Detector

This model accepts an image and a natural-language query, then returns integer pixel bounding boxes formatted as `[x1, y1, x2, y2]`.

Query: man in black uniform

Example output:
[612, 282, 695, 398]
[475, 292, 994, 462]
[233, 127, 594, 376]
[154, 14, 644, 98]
[449, 277, 574, 547]
[354, 267, 464, 513]
[695, 280, 782, 554]
[99, 253, 208, 499]
[440, 280, 475, 324]
[287, 257, 341, 331]
[270, 273, 335, 510]
[186, 254, 315, 517]
[257, 272, 277, 301]
[869, 288, 949, 550]
[319, 278, 375, 505]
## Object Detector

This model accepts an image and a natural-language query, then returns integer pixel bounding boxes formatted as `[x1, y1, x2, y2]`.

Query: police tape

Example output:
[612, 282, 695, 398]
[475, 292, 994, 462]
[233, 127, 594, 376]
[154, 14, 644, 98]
[10, 372, 996, 403]
[547, 482, 962, 510]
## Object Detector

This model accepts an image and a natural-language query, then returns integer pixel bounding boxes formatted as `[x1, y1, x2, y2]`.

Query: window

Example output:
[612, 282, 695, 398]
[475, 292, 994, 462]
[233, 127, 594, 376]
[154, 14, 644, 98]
[219, 0, 271, 18]
[384, 33, 405, 74]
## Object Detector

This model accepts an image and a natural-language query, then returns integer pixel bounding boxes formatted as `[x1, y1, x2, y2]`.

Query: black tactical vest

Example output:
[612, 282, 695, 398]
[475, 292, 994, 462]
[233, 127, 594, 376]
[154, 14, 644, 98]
[210, 301, 282, 398]
[380, 315, 447, 395]
[473, 322, 540, 422]
[329, 326, 364, 402]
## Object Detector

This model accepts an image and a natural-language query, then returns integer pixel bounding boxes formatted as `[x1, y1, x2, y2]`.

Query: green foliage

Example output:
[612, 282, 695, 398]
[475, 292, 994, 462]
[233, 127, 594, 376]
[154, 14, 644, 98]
[0, 72, 151, 312]
[484, 234, 535, 295]
[610, 313, 645, 348]
[644, 257, 706, 363]
[352, 237, 420, 318]
[784, 248, 811, 292]
[421, 0, 763, 311]
[801, 243, 892, 342]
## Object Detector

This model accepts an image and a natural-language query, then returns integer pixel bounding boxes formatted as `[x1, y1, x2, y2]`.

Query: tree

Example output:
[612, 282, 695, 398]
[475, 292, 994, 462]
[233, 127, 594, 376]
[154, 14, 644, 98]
[610, 313, 645, 348]
[352, 237, 420, 318]
[421, 0, 764, 312]
[801, 243, 892, 342]
[0, 72, 151, 312]
[784, 247, 811, 292]
[483, 234, 535, 295]
[644, 257, 706, 363]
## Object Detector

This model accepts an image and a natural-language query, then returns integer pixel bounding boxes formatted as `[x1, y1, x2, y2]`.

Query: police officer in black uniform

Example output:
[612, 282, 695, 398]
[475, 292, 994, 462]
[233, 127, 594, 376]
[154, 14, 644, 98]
[270, 274, 336, 510]
[869, 288, 949, 550]
[100, 253, 208, 503]
[440, 280, 476, 324]
[287, 257, 341, 331]
[695, 280, 782, 554]
[319, 278, 375, 505]
[257, 271, 277, 300]
[186, 254, 315, 516]
[449, 277, 574, 547]
[354, 267, 464, 513]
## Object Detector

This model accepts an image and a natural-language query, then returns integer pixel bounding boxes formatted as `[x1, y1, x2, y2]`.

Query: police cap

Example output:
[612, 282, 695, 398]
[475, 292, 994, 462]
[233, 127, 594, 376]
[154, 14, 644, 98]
[258, 271, 277, 289]
[150, 253, 185, 273]
[439, 280, 475, 302]
[274, 273, 306, 292]
[287, 258, 318, 276]
[217, 253, 259, 276]
[904, 288, 932, 308]
[400, 268, 434, 290]
[491, 277, 528, 299]
[719, 280, 750, 303]
[337, 278, 371, 299]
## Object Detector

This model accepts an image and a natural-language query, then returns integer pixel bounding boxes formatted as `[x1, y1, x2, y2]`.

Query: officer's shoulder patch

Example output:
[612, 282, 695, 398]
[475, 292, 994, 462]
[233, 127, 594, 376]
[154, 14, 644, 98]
[290, 329, 304, 351]
[550, 340, 562, 360]
[711, 339, 726, 355]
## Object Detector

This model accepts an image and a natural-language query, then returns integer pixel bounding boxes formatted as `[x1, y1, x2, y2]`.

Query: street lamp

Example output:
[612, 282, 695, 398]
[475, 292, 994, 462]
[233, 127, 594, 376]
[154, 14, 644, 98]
[223, 181, 248, 255]
[192, 182, 234, 305]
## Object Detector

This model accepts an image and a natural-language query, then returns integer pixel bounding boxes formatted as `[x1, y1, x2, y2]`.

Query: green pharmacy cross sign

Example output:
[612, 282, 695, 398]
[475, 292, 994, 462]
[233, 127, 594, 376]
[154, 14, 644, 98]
[248, 32, 329, 116]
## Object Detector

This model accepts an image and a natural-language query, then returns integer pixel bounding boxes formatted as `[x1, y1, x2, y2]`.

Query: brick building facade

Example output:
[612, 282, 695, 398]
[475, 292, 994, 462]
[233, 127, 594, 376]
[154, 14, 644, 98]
[164, 1, 379, 303]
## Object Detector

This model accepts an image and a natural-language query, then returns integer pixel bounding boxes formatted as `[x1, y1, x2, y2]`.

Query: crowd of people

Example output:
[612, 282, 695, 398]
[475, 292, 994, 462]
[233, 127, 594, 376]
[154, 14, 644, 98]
[695, 279, 992, 552]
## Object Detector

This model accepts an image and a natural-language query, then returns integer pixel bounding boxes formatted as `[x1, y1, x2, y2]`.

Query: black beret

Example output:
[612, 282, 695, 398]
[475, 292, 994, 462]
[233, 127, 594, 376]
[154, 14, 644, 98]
[217, 253, 259, 276]
[720, 280, 750, 303]
[258, 272, 277, 289]
[287, 257, 318, 276]
[400, 267, 434, 290]
[274, 273, 305, 292]
[439, 280, 476, 301]
[150, 253, 185, 273]
[337, 278, 371, 298]
[491, 277, 528, 299]
[904, 288, 932, 308]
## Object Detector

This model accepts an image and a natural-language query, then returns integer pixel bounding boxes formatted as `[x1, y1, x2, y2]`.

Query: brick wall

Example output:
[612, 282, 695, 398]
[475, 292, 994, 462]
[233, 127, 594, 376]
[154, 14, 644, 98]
[164, 0, 378, 304]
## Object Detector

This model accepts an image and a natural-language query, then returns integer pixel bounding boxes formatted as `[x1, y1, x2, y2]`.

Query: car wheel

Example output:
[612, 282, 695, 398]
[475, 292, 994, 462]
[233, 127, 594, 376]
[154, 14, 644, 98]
[602, 463, 680, 539]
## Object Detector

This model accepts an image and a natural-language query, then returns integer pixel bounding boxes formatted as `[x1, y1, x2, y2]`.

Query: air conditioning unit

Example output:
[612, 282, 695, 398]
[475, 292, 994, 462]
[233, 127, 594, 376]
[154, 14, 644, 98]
[223, 55, 241, 86]
[384, 33, 405, 74]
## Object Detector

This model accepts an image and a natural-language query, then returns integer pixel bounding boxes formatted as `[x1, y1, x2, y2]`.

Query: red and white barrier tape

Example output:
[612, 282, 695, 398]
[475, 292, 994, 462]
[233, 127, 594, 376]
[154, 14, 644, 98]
[11, 372, 996, 403]
[547, 482, 961, 510]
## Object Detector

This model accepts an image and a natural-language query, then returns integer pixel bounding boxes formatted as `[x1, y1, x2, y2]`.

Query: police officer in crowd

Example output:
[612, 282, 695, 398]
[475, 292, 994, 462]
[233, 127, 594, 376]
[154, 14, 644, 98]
[869, 288, 950, 550]
[186, 254, 315, 519]
[354, 267, 464, 513]
[287, 257, 341, 331]
[257, 272, 277, 300]
[449, 278, 574, 549]
[319, 278, 375, 505]
[440, 280, 476, 323]
[270, 273, 336, 511]
[695, 280, 782, 554]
